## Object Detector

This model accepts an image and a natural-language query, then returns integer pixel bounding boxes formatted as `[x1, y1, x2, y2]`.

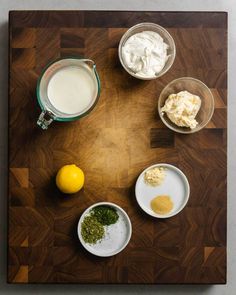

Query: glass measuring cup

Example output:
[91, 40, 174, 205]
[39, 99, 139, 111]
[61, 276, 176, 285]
[36, 57, 100, 130]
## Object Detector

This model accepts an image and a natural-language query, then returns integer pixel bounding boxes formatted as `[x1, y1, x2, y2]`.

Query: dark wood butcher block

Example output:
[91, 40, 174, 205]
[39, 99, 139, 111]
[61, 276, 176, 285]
[8, 11, 227, 284]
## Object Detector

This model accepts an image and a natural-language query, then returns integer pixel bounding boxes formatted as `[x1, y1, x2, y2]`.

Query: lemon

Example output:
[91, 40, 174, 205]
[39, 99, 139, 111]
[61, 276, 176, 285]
[56, 164, 84, 194]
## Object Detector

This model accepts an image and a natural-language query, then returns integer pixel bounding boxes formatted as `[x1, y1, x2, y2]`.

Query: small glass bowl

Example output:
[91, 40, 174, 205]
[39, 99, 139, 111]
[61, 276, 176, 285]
[118, 22, 176, 80]
[158, 77, 215, 134]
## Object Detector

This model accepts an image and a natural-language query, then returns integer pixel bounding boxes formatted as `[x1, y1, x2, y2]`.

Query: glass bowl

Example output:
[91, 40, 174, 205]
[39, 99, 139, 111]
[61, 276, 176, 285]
[158, 77, 215, 134]
[118, 23, 176, 80]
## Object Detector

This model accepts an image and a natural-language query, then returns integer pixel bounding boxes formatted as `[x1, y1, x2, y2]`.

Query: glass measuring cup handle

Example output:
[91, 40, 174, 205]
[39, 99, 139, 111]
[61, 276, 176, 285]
[37, 110, 55, 130]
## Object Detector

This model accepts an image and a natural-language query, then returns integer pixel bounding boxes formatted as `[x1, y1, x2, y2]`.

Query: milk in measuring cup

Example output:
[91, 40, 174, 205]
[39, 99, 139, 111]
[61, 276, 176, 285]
[47, 64, 97, 115]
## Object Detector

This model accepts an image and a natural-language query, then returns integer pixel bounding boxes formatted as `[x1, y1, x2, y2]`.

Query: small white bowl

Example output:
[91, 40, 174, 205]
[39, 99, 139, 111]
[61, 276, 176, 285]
[78, 202, 132, 257]
[135, 164, 190, 218]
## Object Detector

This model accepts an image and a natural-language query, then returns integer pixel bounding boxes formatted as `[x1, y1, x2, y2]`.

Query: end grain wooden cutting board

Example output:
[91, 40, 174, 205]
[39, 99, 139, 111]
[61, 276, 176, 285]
[8, 11, 227, 284]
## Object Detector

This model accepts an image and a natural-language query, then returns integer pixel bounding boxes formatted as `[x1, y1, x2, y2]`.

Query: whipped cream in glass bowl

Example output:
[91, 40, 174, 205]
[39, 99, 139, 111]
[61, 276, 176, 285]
[118, 23, 176, 80]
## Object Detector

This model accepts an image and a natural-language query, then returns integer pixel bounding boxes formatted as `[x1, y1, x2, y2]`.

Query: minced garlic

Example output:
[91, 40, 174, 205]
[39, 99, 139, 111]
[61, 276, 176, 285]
[144, 166, 166, 186]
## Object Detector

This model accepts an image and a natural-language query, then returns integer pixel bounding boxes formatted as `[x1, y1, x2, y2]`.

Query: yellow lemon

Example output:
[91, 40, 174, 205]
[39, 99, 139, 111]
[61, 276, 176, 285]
[56, 164, 84, 194]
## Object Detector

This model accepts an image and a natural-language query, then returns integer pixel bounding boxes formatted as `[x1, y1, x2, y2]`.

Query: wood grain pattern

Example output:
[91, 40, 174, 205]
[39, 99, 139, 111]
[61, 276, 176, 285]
[8, 11, 227, 284]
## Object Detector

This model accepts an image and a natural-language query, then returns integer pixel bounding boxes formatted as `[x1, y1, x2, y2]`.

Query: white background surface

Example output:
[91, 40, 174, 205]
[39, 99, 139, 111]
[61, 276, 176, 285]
[0, 0, 235, 294]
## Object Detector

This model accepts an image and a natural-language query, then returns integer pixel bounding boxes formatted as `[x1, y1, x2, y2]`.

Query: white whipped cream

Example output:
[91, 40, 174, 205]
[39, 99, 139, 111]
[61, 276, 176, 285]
[122, 31, 169, 78]
[161, 91, 201, 129]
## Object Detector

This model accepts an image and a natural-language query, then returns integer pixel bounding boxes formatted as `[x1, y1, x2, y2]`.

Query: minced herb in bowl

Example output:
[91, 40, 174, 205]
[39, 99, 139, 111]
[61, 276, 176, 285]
[91, 205, 119, 225]
[80, 205, 119, 245]
[81, 215, 105, 244]
[78, 202, 132, 257]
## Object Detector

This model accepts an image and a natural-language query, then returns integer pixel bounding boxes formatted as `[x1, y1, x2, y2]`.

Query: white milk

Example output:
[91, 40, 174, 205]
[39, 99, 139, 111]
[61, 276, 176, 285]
[47, 64, 97, 115]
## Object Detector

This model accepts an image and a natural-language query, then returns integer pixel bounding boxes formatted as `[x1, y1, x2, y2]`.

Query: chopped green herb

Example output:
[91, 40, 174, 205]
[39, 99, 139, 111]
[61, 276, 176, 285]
[81, 215, 104, 244]
[91, 205, 119, 225]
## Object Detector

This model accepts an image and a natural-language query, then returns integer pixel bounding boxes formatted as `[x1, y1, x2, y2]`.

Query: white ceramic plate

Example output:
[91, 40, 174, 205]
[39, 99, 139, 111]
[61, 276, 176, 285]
[135, 163, 190, 218]
[78, 202, 132, 257]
